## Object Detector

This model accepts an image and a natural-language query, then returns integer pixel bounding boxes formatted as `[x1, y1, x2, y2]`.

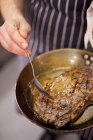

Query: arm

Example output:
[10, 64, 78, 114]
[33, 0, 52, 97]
[0, 0, 24, 20]
[0, 0, 31, 56]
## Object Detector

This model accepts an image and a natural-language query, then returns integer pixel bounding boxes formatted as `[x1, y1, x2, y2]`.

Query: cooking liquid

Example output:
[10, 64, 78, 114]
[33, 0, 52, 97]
[32, 68, 93, 126]
[38, 68, 69, 84]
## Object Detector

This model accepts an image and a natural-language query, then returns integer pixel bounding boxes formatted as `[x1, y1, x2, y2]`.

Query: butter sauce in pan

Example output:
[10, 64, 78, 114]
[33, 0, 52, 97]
[29, 68, 93, 128]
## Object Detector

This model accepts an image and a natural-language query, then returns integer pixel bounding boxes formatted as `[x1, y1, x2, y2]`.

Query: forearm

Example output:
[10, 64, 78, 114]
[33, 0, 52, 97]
[0, 0, 25, 20]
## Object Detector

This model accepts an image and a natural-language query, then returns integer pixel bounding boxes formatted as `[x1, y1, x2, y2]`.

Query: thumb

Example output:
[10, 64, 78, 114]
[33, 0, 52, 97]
[19, 17, 31, 39]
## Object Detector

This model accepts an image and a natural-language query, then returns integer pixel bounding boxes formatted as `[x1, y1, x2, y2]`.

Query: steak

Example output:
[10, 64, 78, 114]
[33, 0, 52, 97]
[31, 68, 93, 128]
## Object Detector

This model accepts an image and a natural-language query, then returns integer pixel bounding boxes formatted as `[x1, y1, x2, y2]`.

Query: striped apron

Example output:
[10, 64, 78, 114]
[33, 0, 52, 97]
[26, 0, 92, 58]
[21, 0, 93, 139]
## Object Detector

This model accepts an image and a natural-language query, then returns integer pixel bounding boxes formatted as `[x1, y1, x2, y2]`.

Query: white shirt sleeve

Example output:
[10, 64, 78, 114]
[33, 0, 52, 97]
[84, 1, 93, 49]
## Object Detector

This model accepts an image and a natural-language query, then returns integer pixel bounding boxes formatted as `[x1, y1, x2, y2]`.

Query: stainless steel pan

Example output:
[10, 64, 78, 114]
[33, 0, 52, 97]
[16, 49, 93, 133]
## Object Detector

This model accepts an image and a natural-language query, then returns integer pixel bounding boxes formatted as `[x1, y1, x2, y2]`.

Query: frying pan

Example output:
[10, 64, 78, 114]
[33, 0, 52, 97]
[16, 48, 93, 133]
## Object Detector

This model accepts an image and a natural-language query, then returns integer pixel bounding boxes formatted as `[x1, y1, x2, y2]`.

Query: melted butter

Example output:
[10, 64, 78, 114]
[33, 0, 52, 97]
[38, 68, 69, 84]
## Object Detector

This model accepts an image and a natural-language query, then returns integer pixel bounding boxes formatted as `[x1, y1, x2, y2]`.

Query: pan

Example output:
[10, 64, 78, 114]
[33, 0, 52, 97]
[16, 48, 93, 133]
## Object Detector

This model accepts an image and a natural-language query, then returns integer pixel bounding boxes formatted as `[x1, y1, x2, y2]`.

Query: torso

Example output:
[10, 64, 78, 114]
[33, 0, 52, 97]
[21, 1, 93, 140]
[25, 0, 92, 57]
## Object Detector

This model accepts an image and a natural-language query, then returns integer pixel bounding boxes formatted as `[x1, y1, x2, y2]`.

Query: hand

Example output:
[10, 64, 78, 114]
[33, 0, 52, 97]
[84, 1, 93, 49]
[0, 12, 31, 56]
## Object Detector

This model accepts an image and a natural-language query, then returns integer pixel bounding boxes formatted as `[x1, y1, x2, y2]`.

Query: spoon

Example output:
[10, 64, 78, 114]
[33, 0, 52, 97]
[27, 53, 52, 99]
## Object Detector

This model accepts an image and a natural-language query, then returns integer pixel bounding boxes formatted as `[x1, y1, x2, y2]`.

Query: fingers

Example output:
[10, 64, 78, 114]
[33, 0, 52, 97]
[19, 17, 31, 39]
[0, 25, 31, 56]
[0, 14, 31, 56]
[4, 21, 28, 49]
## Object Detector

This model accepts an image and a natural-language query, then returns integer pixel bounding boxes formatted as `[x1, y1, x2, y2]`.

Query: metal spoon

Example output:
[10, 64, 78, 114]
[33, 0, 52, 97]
[27, 54, 52, 99]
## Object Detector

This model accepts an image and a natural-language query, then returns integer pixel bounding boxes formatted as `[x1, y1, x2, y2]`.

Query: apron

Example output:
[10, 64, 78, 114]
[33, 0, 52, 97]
[20, 0, 93, 139]
[26, 0, 92, 58]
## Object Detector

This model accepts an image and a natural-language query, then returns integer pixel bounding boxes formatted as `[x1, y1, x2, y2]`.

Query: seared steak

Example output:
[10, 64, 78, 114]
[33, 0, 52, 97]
[31, 68, 93, 128]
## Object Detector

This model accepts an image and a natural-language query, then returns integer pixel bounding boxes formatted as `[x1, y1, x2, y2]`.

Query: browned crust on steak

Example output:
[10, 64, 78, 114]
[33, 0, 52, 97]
[31, 68, 93, 128]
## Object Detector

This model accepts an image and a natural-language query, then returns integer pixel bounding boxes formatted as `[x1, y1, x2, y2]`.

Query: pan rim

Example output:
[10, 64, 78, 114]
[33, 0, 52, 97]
[15, 48, 93, 132]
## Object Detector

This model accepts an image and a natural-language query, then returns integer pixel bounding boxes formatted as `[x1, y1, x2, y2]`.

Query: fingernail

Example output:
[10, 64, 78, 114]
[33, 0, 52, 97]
[20, 31, 28, 38]
[25, 50, 31, 57]
[22, 42, 28, 49]
[28, 50, 32, 56]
